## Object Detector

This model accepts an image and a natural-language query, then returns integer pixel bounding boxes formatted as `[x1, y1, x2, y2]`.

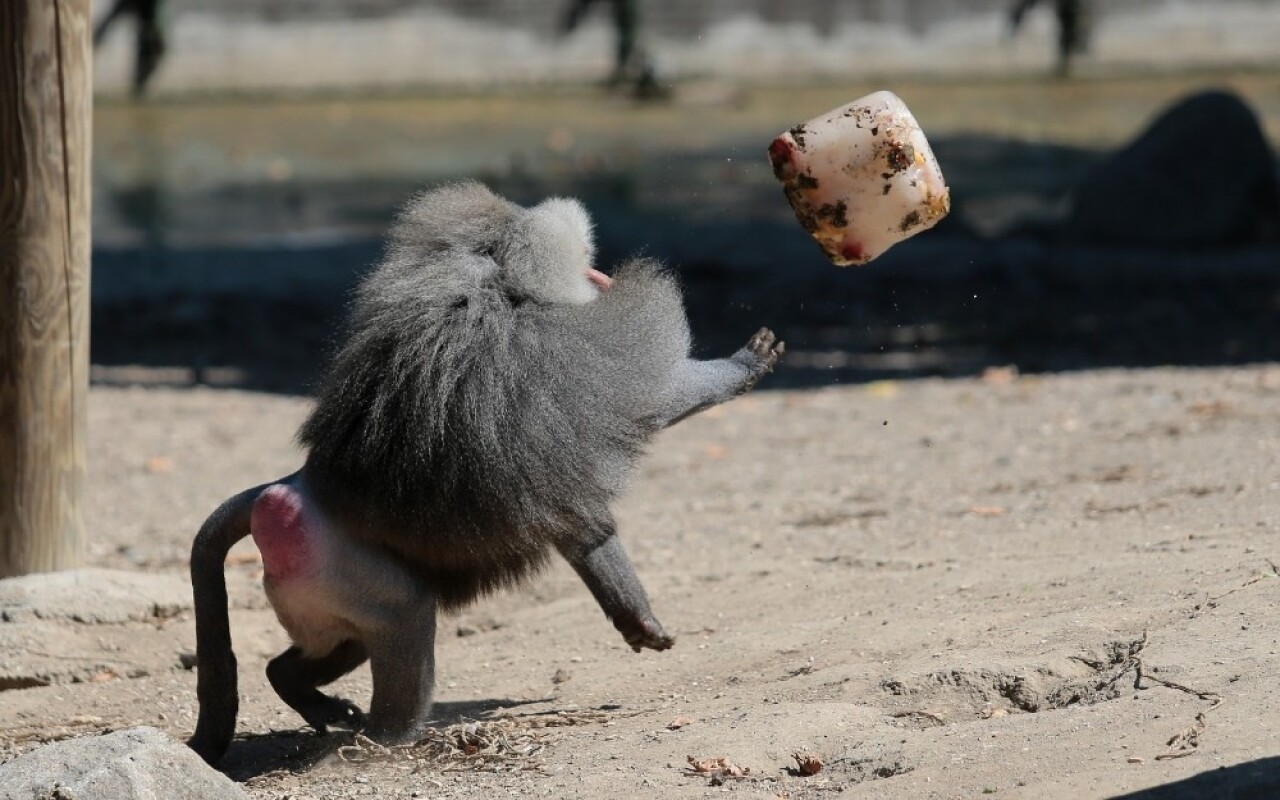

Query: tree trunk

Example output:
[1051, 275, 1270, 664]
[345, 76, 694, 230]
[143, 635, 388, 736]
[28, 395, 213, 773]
[0, 0, 92, 578]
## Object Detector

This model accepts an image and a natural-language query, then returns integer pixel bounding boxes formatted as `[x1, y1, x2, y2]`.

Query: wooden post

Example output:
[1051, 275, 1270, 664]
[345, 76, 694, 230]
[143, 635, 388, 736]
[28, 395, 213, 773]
[0, 0, 92, 578]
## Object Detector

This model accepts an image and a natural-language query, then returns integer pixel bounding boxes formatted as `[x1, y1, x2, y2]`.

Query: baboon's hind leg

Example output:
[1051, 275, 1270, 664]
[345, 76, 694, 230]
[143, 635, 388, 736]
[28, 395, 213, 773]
[266, 640, 368, 734]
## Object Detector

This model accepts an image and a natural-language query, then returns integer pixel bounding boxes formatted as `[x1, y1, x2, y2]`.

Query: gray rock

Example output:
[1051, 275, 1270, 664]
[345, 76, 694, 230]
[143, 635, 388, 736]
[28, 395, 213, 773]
[0, 727, 246, 800]
[0, 569, 190, 625]
[1062, 90, 1280, 249]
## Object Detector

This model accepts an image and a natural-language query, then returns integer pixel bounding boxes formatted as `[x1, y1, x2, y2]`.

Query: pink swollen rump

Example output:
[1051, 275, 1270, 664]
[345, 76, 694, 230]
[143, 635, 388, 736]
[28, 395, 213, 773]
[250, 484, 313, 583]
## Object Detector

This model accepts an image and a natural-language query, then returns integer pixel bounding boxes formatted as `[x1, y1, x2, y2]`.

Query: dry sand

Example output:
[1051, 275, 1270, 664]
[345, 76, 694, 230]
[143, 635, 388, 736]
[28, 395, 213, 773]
[3, 365, 1279, 798]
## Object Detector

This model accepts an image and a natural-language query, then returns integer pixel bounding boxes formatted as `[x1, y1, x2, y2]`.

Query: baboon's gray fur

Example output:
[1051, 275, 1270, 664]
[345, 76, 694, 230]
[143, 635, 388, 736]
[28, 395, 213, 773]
[298, 182, 690, 606]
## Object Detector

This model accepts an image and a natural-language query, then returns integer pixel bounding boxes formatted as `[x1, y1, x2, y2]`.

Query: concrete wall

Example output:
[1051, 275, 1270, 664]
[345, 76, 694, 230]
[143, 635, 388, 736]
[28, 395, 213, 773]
[93, 0, 1280, 95]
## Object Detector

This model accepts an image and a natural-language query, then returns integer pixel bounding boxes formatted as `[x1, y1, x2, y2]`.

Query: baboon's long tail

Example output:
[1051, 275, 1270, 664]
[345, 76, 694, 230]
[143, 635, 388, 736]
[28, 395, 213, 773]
[187, 481, 275, 766]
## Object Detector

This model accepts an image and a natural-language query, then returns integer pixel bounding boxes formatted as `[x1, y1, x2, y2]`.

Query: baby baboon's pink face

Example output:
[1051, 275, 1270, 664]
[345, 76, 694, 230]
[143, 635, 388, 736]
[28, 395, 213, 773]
[587, 268, 613, 292]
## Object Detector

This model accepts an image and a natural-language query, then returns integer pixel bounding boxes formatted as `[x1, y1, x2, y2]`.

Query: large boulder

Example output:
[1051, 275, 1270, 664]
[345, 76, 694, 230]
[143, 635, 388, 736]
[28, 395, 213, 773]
[1061, 90, 1280, 249]
[0, 727, 246, 800]
[0, 568, 190, 625]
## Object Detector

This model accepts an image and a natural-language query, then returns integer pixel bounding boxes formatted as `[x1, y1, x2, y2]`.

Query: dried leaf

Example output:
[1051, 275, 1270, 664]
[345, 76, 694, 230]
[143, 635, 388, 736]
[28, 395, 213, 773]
[703, 443, 728, 459]
[968, 505, 1007, 517]
[981, 365, 1019, 385]
[144, 456, 174, 474]
[1189, 400, 1230, 417]
[684, 755, 750, 779]
[792, 751, 824, 776]
[864, 380, 899, 399]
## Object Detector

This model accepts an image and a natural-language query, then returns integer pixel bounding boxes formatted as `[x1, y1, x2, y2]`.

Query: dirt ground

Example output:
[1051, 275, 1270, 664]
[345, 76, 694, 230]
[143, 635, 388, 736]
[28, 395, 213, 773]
[3, 363, 1279, 798]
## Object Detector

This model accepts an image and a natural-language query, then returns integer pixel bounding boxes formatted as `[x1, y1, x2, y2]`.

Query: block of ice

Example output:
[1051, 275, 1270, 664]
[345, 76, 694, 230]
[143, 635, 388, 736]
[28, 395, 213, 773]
[768, 91, 950, 266]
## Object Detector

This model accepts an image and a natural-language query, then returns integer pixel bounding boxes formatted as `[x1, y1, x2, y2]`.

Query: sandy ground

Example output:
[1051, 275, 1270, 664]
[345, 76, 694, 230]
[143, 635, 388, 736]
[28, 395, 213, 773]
[3, 365, 1280, 798]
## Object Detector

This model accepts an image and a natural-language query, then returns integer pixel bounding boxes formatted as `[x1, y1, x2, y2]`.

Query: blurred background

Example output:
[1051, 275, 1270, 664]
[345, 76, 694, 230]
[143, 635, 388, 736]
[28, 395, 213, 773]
[89, 0, 1280, 392]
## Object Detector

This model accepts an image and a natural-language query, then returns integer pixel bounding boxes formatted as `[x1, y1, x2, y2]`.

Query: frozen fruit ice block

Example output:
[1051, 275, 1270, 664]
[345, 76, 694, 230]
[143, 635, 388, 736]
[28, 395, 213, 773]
[768, 91, 950, 266]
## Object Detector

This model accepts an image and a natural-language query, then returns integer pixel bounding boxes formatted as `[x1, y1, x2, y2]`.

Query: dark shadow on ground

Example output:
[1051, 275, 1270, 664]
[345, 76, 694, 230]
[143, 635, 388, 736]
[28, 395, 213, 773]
[90, 133, 1280, 395]
[1108, 756, 1280, 800]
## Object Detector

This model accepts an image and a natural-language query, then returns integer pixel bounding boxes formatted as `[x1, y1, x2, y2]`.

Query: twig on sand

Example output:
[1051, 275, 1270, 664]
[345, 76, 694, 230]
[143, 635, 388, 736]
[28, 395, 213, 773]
[334, 707, 634, 773]
[1099, 630, 1223, 761]
[1192, 561, 1279, 615]
[337, 719, 551, 773]
[890, 709, 947, 726]
[1134, 661, 1223, 761]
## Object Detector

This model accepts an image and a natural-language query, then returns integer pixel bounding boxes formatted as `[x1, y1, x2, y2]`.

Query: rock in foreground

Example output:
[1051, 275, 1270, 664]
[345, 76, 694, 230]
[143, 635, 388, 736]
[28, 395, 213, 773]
[0, 727, 246, 800]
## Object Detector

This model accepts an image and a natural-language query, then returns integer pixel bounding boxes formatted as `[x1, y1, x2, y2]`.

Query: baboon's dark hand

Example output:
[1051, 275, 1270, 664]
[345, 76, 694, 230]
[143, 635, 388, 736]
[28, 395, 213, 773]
[622, 616, 676, 653]
[732, 327, 785, 392]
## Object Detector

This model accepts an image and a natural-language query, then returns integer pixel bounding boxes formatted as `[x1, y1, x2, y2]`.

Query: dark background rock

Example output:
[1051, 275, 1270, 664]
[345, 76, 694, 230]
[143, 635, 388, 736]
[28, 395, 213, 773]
[1061, 90, 1280, 249]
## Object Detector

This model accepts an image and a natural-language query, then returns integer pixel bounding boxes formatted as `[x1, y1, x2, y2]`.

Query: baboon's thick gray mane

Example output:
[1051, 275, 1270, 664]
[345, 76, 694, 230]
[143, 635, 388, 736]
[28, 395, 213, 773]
[298, 183, 689, 588]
